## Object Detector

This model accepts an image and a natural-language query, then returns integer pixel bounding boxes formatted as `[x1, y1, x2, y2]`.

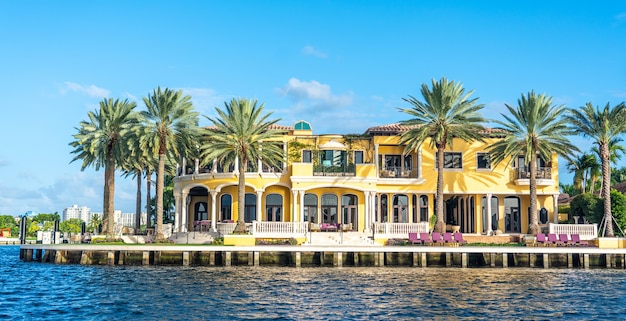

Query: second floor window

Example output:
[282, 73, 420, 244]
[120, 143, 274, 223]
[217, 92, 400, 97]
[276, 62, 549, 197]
[477, 153, 490, 169]
[303, 150, 312, 163]
[354, 151, 364, 164]
[436, 152, 462, 169]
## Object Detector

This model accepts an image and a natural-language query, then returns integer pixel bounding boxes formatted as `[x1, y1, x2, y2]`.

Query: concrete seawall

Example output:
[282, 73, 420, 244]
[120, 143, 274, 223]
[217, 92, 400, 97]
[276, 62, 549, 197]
[19, 244, 626, 268]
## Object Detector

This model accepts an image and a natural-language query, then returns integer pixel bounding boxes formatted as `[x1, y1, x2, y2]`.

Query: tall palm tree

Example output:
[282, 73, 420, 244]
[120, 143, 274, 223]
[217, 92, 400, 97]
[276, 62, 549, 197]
[141, 87, 201, 240]
[69, 98, 139, 236]
[567, 102, 626, 237]
[591, 137, 626, 194]
[398, 78, 486, 233]
[488, 91, 578, 235]
[201, 98, 285, 233]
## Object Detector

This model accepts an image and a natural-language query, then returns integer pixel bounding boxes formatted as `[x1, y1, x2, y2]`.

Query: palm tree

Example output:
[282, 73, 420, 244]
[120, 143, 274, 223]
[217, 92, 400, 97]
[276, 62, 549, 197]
[591, 137, 626, 194]
[398, 78, 486, 233]
[69, 98, 139, 236]
[566, 153, 598, 194]
[201, 98, 285, 233]
[567, 102, 626, 237]
[488, 91, 578, 235]
[141, 87, 201, 240]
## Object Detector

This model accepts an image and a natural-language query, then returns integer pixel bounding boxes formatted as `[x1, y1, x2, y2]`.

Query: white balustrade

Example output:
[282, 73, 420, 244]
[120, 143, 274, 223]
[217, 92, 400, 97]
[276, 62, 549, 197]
[252, 221, 308, 237]
[373, 222, 429, 238]
[548, 223, 598, 240]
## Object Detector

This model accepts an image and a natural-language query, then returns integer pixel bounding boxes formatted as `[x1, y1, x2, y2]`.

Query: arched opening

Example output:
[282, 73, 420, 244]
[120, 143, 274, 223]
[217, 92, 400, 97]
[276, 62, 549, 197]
[265, 194, 283, 222]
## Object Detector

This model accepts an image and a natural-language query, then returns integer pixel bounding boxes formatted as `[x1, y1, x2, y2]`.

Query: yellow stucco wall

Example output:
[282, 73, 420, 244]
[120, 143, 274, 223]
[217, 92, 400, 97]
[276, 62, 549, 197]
[175, 124, 560, 235]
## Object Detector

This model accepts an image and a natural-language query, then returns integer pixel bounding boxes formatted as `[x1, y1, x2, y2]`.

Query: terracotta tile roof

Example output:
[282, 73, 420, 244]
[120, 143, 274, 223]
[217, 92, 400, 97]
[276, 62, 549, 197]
[203, 124, 293, 131]
[365, 123, 508, 136]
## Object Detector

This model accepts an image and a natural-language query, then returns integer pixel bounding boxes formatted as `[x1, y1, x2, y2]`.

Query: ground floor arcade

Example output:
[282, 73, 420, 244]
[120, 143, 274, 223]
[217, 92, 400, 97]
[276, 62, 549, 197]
[173, 184, 560, 235]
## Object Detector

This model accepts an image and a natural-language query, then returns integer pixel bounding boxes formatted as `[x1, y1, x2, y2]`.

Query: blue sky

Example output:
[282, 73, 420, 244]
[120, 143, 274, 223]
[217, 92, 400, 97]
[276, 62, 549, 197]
[0, 1, 625, 216]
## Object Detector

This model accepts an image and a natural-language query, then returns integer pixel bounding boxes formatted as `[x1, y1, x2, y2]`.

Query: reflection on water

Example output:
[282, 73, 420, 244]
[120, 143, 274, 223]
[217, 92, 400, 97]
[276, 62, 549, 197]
[2, 246, 626, 320]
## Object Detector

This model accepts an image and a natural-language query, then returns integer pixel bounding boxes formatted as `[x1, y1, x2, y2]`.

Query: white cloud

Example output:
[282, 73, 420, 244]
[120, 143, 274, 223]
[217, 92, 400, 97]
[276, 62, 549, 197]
[62, 82, 110, 98]
[276, 78, 353, 108]
[180, 87, 227, 122]
[302, 45, 328, 58]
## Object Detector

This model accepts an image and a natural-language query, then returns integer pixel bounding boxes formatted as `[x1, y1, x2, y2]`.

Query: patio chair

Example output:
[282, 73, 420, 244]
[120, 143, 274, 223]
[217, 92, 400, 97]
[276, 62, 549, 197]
[408, 232, 421, 245]
[431, 232, 444, 245]
[547, 233, 563, 246]
[536, 233, 548, 246]
[571, 234, 590, 247]
[442, 232, 454, 243]
[558, 234, 571, 246]
[453, 232, 468, 245]
[420, 232, 433, 245]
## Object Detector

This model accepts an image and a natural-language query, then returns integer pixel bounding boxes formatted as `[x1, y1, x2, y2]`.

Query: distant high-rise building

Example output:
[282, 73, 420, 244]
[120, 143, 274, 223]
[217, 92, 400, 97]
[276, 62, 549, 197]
[63, 205, 91, 223]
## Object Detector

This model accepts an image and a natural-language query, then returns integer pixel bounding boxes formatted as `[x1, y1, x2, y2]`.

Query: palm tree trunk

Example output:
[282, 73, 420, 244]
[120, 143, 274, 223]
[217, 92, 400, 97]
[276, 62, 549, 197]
[601, 143, 614, 237]
[234, 158, 247, 233]
[103, 149, 115, 237]
[156, 153, 165, 240]
[135, 169, 142, 233]
[435, 147, 446, 233]
[529, 154, 539, 235]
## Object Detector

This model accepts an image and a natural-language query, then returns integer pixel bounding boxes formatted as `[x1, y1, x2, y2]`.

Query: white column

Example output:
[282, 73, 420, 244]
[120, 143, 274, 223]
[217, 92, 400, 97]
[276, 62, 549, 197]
[194, 158, 199, 174]
[181, 191, 189, 232]
[553, 193, 559, 223]
[256, 191, 263, 221]
[291, 190, 298, 222]
[299, 190, 305, 222]
[174, 193, 181, 232]
[486, 193, 493, 235]
[418, 147, 423, 178]
[210, 191, 218, 231]
[182, 157, 187, 175]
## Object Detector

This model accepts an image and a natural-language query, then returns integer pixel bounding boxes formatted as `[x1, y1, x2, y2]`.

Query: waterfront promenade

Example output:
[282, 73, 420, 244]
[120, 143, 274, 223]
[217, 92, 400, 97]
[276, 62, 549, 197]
[19, 242, 626, 269]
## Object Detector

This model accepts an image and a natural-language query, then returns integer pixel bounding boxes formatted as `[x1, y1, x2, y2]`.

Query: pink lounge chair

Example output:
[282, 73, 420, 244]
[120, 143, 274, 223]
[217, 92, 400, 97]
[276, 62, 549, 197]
[559, 234, 571, 246]
[547, 233, 563, 246]
[420, 232, 433, 245]
[408, 232, 420, 245]
[431, 232, 444, 245]
[536, 233, 547, 246]
[571, 234, 589, 247]
[443, 232, 454, 243]
[454, 232, 468, 245]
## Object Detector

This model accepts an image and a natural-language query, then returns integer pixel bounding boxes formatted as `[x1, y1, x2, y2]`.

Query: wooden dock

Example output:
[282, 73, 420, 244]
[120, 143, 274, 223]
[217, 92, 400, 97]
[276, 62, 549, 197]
[18, 244, 626, 269]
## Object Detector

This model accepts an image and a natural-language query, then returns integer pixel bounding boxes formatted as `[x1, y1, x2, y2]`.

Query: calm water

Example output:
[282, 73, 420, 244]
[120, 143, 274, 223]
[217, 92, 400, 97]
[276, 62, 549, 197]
[2, 246, 626, 320]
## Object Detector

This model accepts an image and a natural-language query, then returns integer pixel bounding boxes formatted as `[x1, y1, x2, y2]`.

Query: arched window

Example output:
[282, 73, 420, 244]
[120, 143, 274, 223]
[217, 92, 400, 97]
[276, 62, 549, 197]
[505, 196, 521, 233]
[244, 193, 256, 222]
[392, 194, 409, 223]
[266, 194, 283, 221]
[221, 194, 232, 222]
[380, 194, 388, 222]
[321, 194, 338, 223]
[194, 202, 208, 221]
[304, 194, 318, 223]
[420, 195, 429, 222]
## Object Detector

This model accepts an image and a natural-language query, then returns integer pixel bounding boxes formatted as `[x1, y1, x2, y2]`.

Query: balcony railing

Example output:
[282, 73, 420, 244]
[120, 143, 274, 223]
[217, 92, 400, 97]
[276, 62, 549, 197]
[313, 163, 356, 177]
[548, 223, 597, 240]
[380, 167, 415, 178]
[516, 167, 552, 179]
[373, 222, 429, 238]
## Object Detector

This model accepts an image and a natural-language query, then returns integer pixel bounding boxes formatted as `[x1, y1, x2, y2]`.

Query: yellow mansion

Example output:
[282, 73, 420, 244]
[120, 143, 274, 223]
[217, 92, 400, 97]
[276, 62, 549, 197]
[172, 120, 560, 240]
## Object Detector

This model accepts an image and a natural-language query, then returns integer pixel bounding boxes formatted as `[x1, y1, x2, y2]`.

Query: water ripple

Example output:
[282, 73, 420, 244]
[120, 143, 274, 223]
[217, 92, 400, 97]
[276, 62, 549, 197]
[3, 246, 626, 320]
